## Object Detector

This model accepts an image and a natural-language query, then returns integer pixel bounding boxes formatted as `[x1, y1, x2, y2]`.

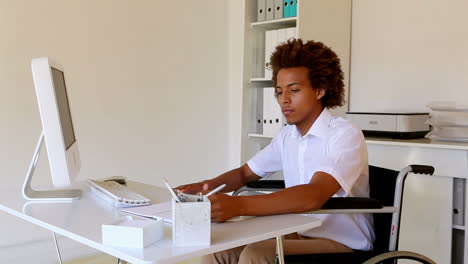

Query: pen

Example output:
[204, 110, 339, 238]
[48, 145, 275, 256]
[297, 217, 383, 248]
[205, 184, 227, 197]
[162, 177, 182, 202]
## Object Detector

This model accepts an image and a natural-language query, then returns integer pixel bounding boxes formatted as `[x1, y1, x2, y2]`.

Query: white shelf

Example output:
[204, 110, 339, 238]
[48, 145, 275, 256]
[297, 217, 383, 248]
[248, 133, 468, 150]
[251, 17, 297, 30]
[365, 137, 468, 151]
[453, 225, 465, 231]
[249, 78, 272, 83]
[249, 134, 468, 151]
[248, 133, 273, 139]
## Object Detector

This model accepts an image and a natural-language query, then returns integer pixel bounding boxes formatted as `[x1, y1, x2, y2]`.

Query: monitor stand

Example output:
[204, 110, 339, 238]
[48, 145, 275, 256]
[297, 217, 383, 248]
[22, 131, 82, 201]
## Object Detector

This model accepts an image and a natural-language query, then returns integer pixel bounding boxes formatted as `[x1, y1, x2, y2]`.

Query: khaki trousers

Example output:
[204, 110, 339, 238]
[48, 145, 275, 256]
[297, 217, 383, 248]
[201, 233, 353, 264]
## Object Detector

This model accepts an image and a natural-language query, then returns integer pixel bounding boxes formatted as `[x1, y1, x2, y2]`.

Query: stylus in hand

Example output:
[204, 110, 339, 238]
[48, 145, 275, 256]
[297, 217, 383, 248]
[205, 184, 227, 197]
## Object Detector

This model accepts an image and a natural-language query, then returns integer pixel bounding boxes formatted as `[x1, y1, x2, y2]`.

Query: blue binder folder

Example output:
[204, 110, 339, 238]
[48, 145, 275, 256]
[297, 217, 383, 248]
[283, 0, 290, 18]
[290, 0, 297, 17]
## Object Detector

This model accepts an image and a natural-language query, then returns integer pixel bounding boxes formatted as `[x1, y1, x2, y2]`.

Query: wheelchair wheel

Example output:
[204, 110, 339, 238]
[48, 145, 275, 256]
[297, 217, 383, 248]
[363, 250, 437, 264]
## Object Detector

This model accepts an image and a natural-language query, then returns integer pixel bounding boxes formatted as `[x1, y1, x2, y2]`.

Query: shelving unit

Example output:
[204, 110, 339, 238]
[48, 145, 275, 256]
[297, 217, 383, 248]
[239, 0, 352, 164]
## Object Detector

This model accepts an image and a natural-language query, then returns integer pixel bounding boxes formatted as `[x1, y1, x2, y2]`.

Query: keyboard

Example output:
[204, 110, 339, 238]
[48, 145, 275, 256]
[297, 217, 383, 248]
[87, 179, 151, 207]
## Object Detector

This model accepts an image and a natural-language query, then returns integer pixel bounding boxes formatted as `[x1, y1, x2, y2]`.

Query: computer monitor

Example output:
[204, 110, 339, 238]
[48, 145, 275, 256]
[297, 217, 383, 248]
[22, 57, 81, 201]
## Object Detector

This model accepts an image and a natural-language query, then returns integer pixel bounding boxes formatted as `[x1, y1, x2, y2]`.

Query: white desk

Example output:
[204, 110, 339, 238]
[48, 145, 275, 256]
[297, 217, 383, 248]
[366, 138, 468, 264]
[0, 181, 321, 264]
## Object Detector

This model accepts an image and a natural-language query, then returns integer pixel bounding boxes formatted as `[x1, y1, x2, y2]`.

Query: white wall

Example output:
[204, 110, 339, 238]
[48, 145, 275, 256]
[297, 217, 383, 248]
[1, 0, 232, 262]
[1, 0, 233, 191]
[227, 0, 244, 167]
[350, 0, 468, 112]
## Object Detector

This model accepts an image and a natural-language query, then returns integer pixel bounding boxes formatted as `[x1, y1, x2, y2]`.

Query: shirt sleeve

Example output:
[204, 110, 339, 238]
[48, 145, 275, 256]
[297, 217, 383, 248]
[315, 125, 368, 196]
[247, 130, 284, 178]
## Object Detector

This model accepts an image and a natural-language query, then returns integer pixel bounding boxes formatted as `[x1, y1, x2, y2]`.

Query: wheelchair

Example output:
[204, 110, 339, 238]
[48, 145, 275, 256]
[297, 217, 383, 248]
[233, 165, 437, 264]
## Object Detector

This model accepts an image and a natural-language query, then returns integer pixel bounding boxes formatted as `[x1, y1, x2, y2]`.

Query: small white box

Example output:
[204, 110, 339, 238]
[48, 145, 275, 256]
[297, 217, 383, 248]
[172, 195, 211, 247]
[102, 216, 164, 248]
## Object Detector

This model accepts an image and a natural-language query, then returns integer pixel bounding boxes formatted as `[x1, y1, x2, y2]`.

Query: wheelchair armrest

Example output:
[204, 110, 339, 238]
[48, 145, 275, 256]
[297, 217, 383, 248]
[308, 206, 397, 214]
[322, 197, 383, 209]
[409, 165, 434, 175]
[246, 180, 285, 189]
[235, 180, 385, 210]
[232, 180, 285, 196]
[306, 197, 393, 214]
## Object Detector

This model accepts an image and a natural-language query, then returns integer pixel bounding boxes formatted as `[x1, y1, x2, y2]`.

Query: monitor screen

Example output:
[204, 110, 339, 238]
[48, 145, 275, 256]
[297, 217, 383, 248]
[51, 67, 76, 150]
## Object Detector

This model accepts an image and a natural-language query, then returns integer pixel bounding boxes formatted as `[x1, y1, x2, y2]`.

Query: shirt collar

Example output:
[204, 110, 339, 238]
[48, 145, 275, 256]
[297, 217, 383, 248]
[291, 108, 332, 139]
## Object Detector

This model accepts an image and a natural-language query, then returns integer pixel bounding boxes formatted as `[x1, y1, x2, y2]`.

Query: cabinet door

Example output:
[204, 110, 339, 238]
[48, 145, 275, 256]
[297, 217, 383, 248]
[398, 174, 453, 264]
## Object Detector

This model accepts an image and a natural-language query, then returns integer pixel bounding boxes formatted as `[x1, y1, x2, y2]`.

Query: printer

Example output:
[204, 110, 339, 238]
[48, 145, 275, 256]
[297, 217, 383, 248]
[346, 112, 430, 139]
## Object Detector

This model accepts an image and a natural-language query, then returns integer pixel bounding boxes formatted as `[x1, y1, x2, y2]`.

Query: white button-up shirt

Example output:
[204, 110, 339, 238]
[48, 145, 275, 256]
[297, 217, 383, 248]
[247, 108, 375, 250]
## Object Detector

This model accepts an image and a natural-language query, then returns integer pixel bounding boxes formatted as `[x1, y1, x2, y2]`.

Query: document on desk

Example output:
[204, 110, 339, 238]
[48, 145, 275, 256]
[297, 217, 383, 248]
[121, 201, 172, 223]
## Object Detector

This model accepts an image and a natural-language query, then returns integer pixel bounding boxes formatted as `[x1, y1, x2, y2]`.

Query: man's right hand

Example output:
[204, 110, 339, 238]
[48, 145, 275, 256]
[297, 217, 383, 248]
[175, 181, 210, 194]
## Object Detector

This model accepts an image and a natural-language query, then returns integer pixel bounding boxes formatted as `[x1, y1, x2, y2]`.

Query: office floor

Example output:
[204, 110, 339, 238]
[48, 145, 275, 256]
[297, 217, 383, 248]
[65, 254, 201, 264]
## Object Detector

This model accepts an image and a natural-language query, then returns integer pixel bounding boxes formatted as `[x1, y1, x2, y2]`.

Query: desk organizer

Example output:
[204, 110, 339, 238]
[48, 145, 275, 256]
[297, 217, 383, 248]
[172, 193, 211, 246]
[102, 215, 164, 248]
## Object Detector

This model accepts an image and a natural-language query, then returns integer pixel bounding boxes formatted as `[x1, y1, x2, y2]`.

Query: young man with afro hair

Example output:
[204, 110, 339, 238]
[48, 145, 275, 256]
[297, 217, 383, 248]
[177, 39, 373, 264]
